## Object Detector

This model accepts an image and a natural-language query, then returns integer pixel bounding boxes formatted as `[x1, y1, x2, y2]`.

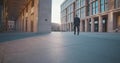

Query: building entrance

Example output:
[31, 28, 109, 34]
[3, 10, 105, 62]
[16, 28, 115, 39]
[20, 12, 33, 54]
[94, 18, 99, 32]
[102, 15, 108, 32]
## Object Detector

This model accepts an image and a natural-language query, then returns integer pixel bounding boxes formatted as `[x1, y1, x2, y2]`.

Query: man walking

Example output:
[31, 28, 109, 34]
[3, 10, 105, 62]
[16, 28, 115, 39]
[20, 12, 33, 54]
[74, 15, 80, 35]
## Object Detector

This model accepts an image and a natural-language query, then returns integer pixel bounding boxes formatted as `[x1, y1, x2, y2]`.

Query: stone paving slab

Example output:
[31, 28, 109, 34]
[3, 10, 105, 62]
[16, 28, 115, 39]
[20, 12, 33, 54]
[0, 32, 120, 63]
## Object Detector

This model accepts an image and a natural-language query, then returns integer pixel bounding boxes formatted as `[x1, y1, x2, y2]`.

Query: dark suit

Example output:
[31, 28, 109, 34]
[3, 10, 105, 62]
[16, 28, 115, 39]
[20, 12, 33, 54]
[74, 17, 80, 35]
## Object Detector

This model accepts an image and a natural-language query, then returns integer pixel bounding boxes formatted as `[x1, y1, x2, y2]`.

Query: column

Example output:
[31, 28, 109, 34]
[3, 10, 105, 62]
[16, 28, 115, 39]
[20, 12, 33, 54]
[80, 20, 83, 32]
[85, 0, 87, 17]
[63, 24, 64, 31]
[99, 16, 103, 32]
[91, 17, 94, 32]
[108, 12, 114, 32]
[70, 23, 72, 32]
[65, 23, 67, 31]
[65, 24, 66, 31]
[23, 19, 25, 32]
[38, 0, 52, 33]
[62, 24, 64, 31]
[21, 20, 23, 32]
[85, 19, 88, 32]
[90, 1, 92, 15]
[98, 0, 101, 13]
[33, 0, 39, 32]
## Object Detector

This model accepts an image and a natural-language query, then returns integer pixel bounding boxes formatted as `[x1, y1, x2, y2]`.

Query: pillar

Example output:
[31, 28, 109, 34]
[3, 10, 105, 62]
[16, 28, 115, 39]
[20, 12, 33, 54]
[98, 0, 101, 13]
[63, 24, 64, 31]
[85, 19, 88, 32]
[80, 20, 83, 32]
[62, 24, 64, 31]
[37, 0, 52, 33]
[90, 1, 92, 15]
[91, 17, 94, 32]
[70, 23, 72, 31]
[34, 0, 39, 32]
[64, 24, 66, 31]
[108, 12, 114, 32]
[99, 16, 103, 32]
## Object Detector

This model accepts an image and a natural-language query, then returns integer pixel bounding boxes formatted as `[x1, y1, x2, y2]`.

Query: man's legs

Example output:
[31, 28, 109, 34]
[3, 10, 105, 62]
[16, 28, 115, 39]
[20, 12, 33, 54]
[77, 25, 80, 35]
[74, 26, 76, 35]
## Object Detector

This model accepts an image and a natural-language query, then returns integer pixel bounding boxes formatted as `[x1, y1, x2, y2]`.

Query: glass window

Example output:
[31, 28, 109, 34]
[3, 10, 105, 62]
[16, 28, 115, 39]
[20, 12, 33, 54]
[87, 5, 90, 16]
[105, 4, 108, 11]
[92, 0, 98, 15]
[101, 5, 104, 12]
[101, 0, 104, 5]
[100, 0, 108, 12]
[71, 13, 73, 22]
[76, 10, 80, 17]
[95, 0, 98, 14]
[80, 0, 85, 7]
[76, 0, 80, 9]
[80, 7, 85, 18]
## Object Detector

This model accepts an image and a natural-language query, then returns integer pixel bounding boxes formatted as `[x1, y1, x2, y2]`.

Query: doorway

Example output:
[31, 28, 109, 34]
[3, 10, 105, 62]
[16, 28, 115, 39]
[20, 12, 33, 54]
[31, 21, 34, 32]
[88, 19, 91, 32]
[25, 18, 28, 32]
[94, 18, 99, 32]
[102, 17, 107, 32]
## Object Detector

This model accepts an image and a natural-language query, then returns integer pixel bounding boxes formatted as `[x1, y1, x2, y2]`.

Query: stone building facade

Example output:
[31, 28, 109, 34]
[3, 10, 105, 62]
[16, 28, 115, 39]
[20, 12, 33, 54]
[0, 0, 52, 33]
[61, 0, 120, 32]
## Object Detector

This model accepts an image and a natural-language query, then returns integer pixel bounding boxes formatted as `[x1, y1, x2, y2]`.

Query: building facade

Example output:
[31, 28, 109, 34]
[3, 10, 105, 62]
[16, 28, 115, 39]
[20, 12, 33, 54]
[0, 2, 2, 32]
[0, 0, 8, 32]
[61, 0, 120, 32]
[0, 0, 52, 33]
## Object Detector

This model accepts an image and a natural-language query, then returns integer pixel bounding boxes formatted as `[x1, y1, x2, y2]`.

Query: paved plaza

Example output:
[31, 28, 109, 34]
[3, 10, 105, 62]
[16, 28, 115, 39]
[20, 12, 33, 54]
[0, 32, 120, 63]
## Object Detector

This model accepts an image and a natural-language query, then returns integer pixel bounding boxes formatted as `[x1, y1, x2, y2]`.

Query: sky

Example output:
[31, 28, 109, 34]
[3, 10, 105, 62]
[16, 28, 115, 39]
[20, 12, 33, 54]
[52, 0, 65, 24]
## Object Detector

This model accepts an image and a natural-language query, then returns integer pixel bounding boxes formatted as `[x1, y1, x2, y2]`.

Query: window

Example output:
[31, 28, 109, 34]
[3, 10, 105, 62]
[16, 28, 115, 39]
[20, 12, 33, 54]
[76, 0, 80, 9]
[80, 7, 85, 18]
[92, 0, 98, 15]
[88, 5, 90, 16]
[70, 4, 73, 13]
[80, 0, 85, 7]
[100, 0, 108, 12]
[71, 13, 73, 22]
[76, 10, 80, 17]
[92, 2, 95, 15]
[67, 15, 70, 22]
[115, 0, 120, 8]
[87, 0, 90, 16]
[75, 0, 85, 9]
[96, 1, 98, 13]
[104, 0, 108, 11]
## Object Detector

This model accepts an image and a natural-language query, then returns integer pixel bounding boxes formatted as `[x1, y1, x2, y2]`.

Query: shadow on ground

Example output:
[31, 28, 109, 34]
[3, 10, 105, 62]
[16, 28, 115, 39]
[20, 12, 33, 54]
[0, 32, 50, 43]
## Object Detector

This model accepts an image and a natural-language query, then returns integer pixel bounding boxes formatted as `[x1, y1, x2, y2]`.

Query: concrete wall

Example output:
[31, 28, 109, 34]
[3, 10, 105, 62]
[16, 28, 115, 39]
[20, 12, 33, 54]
[37, 0, 52, 33]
